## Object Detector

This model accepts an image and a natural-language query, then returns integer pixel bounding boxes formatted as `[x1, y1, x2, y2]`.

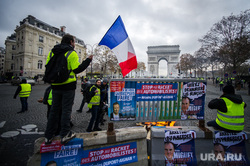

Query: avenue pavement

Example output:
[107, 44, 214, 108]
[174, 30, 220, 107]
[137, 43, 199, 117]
[0, 80, 249, 166]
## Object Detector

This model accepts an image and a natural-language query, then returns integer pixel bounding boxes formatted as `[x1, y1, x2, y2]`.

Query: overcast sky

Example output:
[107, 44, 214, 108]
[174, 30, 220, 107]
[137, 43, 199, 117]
[0, 0, 249, 74]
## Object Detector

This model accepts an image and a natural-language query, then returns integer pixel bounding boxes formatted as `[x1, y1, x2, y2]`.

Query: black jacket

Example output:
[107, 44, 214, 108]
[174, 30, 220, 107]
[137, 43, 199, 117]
[50, 43, 91, 90]
[208, 94, 246, 113]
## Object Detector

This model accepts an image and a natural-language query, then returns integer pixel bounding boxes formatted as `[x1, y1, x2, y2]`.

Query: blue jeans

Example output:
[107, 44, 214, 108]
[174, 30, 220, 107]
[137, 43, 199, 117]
[87, 105, 100, 131]
[20, 97, 28, 111]
[45, 89, 75, 138]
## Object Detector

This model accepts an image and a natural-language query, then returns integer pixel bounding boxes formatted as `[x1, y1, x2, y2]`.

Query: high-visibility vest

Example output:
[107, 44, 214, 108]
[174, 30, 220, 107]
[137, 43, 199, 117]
[216, 97, 245, 131]
[47, 89, 52, 105]
[87, 85, 100, 109]
[46, 50, 78, 85]
[219, 80, 224, 84]
[19, 83, 31, 97]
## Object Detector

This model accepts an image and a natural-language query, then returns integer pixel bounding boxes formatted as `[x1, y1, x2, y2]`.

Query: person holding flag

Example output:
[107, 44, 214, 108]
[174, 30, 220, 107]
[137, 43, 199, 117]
[99, 15, 137, 77]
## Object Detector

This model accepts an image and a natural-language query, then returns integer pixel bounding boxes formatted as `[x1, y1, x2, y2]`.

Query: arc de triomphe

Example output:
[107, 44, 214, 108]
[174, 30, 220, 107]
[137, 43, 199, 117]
[147, 45, 180, 77]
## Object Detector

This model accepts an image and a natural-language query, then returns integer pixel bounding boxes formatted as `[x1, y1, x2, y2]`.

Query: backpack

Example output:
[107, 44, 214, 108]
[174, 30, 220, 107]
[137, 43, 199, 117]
[43, 50, 73, 83]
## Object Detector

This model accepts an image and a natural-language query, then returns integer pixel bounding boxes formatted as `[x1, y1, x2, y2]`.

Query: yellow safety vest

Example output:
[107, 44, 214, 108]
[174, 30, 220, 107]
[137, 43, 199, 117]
[216, 97, 245, 131]
[47, 89, 52, 105]
[87, 85, 100, 109]
[19, 83, 31, 97]
[46, 50, 80, 85]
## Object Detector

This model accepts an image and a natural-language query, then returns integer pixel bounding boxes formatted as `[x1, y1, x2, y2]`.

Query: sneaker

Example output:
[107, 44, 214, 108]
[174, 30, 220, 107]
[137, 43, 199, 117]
[93, 127, 102, 131]
[45, 137, 54, 145]
[61, 131, 76, 144]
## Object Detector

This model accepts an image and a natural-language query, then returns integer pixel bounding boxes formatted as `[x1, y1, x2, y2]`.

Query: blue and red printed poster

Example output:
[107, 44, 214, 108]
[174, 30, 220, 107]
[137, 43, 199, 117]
[41, 139, 138, 166]
[181, 82, 206, 120]
[109, 81, 136, 121]
[213, 131, 250, 165]
[41, 138, 84, 166]
[164, 130, 197, 166]
[81, 142, 138, 166]
[136, 82, 178, 101]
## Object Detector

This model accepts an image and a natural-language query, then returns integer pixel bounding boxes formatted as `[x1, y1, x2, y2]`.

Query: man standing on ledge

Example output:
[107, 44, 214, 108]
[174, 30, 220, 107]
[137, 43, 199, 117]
[207, 85, 246, 132]
[44, 34, 93, 144]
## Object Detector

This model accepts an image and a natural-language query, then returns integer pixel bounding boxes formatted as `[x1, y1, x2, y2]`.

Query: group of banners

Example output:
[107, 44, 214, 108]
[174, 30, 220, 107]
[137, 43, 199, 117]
[109, 81, 206, 121]
[164, 130, 249, 166]
[40, 130, 249, 166]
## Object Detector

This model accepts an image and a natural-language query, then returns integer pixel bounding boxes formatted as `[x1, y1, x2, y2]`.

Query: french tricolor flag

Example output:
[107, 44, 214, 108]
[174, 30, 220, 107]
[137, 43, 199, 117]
[99, 15, 137, 77]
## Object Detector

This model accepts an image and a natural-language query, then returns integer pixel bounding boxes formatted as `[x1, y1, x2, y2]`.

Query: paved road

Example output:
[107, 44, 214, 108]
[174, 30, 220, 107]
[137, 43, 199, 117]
[0, 80, 249, 166]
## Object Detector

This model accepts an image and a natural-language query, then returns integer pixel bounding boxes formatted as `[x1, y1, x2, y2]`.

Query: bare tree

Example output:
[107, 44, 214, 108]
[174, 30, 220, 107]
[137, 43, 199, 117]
[199, 9, 250, 75]
[177, 53, 195, 77]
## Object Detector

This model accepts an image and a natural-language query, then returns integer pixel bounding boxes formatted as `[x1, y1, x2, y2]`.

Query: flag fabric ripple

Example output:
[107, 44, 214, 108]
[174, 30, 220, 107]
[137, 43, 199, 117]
[99, 15, 137, 77]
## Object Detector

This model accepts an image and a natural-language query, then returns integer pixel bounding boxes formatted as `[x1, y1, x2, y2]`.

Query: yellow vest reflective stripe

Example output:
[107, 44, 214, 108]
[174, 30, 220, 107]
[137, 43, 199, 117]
[89, 85, 100, 106]
[47, 89, 52, 105]
[48, 50, 77, 85]
[216, 97, 245, 131]
[19, 83, 31, 97]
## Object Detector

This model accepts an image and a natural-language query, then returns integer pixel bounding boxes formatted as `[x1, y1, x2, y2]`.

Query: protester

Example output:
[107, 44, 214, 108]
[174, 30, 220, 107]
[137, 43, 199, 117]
[99, 78, 109, 125]
[219, 79, 224, 91]
[86, 79, 102, 132]
[44, 34, 92, 145]
[207, 85, 246, 132]
[13, 79, 32, 114]
[76, 77, 91, 113]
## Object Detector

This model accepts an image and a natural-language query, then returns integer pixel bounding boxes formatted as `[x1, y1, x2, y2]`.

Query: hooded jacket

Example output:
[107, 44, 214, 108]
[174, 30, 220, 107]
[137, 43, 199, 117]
[48, 43, 91, 90]
[208, 94, 247, 113]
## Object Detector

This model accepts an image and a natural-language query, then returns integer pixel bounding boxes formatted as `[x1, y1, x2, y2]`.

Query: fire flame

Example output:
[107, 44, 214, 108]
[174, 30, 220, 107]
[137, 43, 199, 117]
[143, 121, 176, 127]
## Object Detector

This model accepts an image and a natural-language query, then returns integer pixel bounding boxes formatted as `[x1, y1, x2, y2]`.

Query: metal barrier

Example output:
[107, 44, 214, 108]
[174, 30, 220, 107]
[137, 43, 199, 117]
[108, 78, 207, 122]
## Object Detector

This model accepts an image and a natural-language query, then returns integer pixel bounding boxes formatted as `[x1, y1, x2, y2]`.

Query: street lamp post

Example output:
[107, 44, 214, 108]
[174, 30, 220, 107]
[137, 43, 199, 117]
[85, 43, 99, 78]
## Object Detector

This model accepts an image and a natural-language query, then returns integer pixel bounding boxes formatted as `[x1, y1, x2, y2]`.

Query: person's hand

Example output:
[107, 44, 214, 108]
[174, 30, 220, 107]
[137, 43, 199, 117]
[88, 55, 93, 60]
[37, 97, 43, 103]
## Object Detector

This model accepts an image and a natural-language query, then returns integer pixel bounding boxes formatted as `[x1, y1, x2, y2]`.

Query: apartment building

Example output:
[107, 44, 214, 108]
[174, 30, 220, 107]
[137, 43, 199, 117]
[0, 47, 5, 75]
[4, 15, 86, 78]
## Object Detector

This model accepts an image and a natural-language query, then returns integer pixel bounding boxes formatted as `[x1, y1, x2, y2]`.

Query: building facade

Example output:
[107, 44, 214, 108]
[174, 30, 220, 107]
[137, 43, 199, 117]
[4, 15, 86, 78]
[0, 47, 5, 76]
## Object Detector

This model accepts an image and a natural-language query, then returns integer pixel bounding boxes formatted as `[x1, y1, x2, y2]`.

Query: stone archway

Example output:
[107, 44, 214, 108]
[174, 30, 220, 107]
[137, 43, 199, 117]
[147, 45, 180, 77]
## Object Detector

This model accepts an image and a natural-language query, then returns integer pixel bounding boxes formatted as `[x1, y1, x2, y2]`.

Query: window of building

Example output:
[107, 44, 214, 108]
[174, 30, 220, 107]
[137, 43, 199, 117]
[79, 49, 81, 54]
[12, 54, 14, 60]
[38, 60, 43, 69]
[39, 35, 44, 42]
[12, 45, 16, 50]
[38, 47, 43, 55]
[11, 63, 14, 70]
